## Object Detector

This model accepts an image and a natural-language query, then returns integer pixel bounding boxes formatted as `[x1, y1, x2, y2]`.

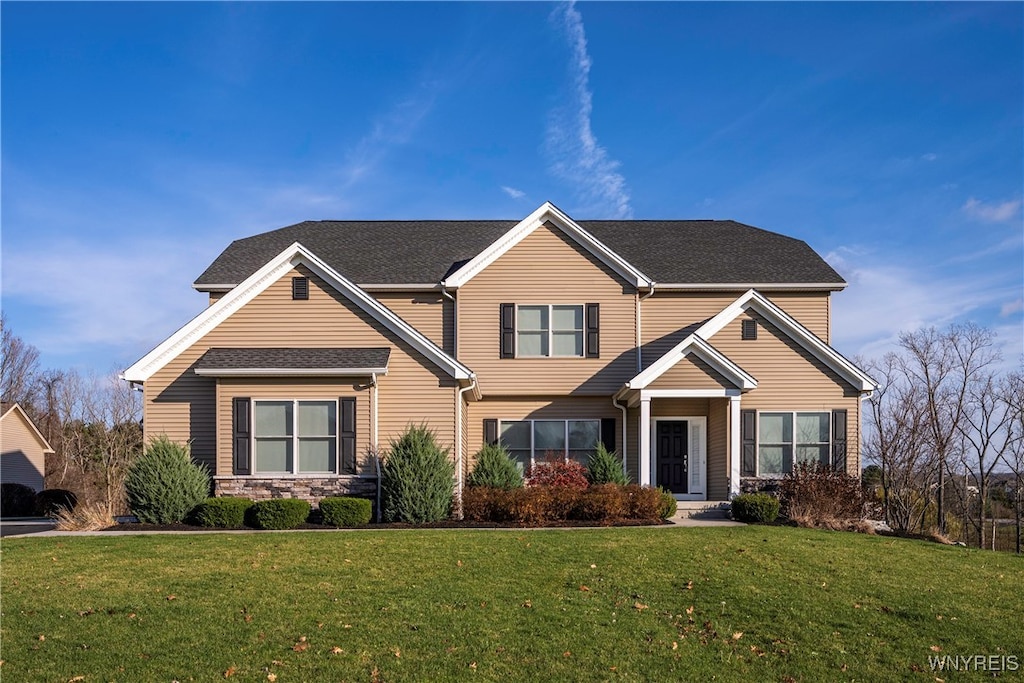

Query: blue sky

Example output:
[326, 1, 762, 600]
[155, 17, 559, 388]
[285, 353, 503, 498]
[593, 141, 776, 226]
[2, 2, 1022, 375]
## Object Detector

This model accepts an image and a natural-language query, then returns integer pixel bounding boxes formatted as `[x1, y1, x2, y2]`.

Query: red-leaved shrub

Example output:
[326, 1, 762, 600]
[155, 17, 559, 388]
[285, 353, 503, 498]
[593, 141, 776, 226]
[526, 452, 589, 490]
[462, 484, 667, 525]
[574, 484, 627, 522]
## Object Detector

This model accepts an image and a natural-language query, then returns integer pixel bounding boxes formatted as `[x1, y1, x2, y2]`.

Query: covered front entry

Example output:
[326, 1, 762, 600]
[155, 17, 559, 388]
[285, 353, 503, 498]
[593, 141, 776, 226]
[652, 416, 706, 500]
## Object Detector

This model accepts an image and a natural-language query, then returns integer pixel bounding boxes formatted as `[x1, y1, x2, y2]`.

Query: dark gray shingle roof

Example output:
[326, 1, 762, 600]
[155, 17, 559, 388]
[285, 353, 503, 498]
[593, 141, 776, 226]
[195, 347, 390, 372]
[194, 219, 843, 288]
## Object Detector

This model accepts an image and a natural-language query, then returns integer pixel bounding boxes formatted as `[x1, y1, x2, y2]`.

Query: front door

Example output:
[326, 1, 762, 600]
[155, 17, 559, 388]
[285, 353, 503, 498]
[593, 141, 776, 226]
[656, 421, 689, 494]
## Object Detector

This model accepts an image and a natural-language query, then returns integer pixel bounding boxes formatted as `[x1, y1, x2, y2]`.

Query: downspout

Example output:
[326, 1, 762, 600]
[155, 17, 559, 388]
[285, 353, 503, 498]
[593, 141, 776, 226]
[612, 395, 629, 476]
[455, 376, 478, 518]
[636, 283, 656, 372]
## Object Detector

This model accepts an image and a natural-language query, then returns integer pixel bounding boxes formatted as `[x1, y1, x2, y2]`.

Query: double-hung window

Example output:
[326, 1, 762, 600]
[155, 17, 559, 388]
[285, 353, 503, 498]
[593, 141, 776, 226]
[499, 419, 600, 472]
[253, 400, 337, 474]
[517, 305, 584, 357]
[757, 411, 830, 476]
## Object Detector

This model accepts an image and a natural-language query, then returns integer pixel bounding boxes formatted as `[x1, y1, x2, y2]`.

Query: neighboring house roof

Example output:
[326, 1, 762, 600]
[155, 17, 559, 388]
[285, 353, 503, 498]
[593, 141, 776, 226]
[122, 243, 475, 384]
[194, 348, 391, 377]
[194, 203, 845, 290]
[0, 402, 55, 454]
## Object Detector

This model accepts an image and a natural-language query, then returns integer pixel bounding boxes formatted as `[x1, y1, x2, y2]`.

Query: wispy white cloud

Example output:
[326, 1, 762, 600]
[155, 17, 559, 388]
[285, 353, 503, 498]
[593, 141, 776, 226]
[962, 196, 1022, 223]
[1001, 298, 1023, 317]
[545, 1, 632, 219]
[501, 186, 526, 200]
[921, 152, 938, 162]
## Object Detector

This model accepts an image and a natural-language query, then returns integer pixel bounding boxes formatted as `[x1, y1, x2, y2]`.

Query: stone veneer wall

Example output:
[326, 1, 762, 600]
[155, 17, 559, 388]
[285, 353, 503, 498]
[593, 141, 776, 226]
[213, 477, 377, 505]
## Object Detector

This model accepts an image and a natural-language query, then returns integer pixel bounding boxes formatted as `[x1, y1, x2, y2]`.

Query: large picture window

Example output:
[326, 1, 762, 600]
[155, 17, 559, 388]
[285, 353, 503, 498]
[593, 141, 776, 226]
[758, 411, 830, 476]
[254, 400, 337, 474]
[498, 419, 600, 472]
[516, 305, 584, 357]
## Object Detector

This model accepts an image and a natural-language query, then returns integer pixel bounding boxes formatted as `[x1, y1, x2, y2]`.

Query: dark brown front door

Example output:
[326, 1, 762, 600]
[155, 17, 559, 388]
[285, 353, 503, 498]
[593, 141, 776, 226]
[657, 421, 688, 494]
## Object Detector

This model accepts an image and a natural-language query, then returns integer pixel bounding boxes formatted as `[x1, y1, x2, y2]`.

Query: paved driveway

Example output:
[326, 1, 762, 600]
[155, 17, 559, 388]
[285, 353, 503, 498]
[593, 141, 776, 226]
[1, 518, 57, 537]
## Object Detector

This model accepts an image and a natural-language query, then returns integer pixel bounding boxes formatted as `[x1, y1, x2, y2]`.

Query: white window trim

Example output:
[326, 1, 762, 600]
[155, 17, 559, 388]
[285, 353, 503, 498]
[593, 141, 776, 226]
[515, 304, 585, 358]
[252, 398, 340, 477]
[497, 418, 601, 470]
[755, 410, 831, 478]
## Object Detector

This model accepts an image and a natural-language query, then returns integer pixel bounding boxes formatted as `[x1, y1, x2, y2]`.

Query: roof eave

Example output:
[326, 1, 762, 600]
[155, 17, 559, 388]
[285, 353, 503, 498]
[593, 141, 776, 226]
[194, 367, 389, 377]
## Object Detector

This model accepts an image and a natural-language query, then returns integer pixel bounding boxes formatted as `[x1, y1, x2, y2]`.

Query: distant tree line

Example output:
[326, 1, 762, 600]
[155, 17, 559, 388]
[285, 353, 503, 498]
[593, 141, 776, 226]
[861, 323, 1023, 553]
[1, 314, 143, 515]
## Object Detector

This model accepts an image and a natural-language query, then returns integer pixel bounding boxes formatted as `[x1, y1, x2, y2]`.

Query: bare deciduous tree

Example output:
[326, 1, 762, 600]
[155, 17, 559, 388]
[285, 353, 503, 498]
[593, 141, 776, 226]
[1001, 370, 1024, 554]
[0, 314, 41, 411]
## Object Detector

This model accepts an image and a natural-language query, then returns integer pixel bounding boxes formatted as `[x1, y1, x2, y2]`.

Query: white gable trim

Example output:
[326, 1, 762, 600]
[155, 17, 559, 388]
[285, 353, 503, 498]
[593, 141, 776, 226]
[1, 403, 55, 453]
[122, 243, 475, 383]
[698, 289, 876, 392]
[627, 335, 758, 391]
[441, 201, 653, 289]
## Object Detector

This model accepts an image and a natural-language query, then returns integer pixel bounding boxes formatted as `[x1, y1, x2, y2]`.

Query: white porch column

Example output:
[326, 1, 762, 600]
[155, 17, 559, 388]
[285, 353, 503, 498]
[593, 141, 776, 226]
[729, 395, 741, 498]
[639, 396, 652, 486]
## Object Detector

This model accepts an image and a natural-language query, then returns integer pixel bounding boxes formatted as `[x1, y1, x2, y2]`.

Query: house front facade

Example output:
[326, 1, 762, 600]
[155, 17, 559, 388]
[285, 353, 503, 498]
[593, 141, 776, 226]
[1, 402, 54, 492]
[123, 202, 875, 505]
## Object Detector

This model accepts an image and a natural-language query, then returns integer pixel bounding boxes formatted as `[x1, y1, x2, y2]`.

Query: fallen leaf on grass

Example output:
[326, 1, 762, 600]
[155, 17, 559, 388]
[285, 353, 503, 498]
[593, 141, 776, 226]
[671, 642, 678, 650]
[469, 662, 477, 670]
[929, 645, 942, 652]
[166, 595, 176, 601]
[393, 647, 401, 658]
[223, 666, 236, 678]
[579, 585, 590, 592]
[293, 636, 309, 652]
[686, 606, 694, 615]
[330, 647, 343, 654]
[685, 581, 694, 590]
[563, 651, 571, 658]
[456, 560, 463, 567]
[633, 602, 648, 611]
[38, 635, 46, 641]
[522, 600, 532, 608]
[68, 677, 85, 682]
[267, 674, 277, 682]
[732, 632, 743, 640]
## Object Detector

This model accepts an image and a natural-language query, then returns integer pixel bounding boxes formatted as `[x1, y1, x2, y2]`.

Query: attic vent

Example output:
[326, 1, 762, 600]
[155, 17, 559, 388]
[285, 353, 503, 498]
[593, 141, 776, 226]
[292, 276, 309, 300]
[741, 319, 758, 340]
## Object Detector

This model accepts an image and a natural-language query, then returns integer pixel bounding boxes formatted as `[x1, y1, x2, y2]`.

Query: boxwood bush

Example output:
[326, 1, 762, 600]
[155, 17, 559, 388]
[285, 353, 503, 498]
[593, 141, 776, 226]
[658, 487, 678, 520]
[319, 496, 372, 527]
[245, 499, 311, 530]
[190, 497, 253, 528]
[125, 436, 210, 524]
[731, 492, 780, 524]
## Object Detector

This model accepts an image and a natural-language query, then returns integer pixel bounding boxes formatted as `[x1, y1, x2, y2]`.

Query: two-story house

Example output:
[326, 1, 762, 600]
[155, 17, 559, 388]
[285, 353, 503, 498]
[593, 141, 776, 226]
[123, 202, 875, 506]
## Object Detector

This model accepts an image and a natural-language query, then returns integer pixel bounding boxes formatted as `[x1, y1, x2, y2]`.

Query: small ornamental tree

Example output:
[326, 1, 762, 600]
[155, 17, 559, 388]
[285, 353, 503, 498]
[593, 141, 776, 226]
[125, 436, 210, 524]
[380, 424, 454, 523]
[587, 443, 630, 486]
[467, 443, 523, 490]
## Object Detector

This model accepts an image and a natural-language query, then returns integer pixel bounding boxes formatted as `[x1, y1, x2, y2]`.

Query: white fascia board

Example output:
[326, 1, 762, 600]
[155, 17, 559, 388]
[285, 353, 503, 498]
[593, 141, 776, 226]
[697, 289, 877, 392]
[192, 283, 236, 292]
[655, 282, 847, 291]
[124, 242, 475, 383]
[627, 334, 756, 390]
[359, 283, 441, 291]
[441, 201, 653, 289]
[194, 367, 389, 377]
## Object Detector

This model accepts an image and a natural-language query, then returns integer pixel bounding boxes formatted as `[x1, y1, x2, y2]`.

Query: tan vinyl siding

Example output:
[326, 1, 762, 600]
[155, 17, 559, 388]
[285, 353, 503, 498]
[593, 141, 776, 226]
[651, 398, 709, 417]
[466, 396, 622, 469]
[708, 310, 861, 475]
[648, 355, 735, 390]
[143, 265, 456, 475]
[707, 399, 729, 500]
[640, 290, 831, 369]
[216, 378, 372, 475]
[0, 410, 48, 491]
[458, 223, 637, 395]
[209, 292, 226, 306]
[372, 291, 454, 354]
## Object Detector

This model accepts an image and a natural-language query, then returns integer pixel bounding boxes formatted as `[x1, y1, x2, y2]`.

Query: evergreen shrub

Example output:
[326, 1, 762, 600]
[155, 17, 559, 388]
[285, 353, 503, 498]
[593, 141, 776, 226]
[466, 443, 523, 489]
[380, 424, 454, 523]
[587, 443, 630, 486]
[191, 497, 253, 528]
[124, 436, 210, 524]
[246, 498, 311, 530]
[731, 493, 780, 524]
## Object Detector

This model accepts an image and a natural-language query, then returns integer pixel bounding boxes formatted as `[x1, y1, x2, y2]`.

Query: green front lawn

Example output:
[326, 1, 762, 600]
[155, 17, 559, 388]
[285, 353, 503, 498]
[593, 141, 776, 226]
[2, 527, 1020, 681]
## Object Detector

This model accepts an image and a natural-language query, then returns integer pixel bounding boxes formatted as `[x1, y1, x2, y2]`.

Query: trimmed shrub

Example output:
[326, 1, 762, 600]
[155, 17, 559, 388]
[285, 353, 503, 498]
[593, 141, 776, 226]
[658, 487, 678, 520]
[466, 443, 523, 490]
[125, 436, 211, 524]
[779, 462, 864, 527]
[731, 493, 780, 524]
[574, 484, 627, 522]
[320, 496, 373, 527]
[462, 486, 512, 522]
[246, 499, 311, 530]
[587, 443, 630, 486]
[622, 485, 669, 521]
[1, 482, 38, 517]
[191, 497, 253, 528]
[526, 453, 589, 490]
[35, 489, 78, 517]
[381, 424, 454, 523]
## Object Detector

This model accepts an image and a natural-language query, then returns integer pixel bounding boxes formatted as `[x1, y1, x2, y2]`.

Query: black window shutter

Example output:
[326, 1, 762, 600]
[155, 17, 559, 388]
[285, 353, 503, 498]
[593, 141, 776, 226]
[500, 304, 515, 358]
[741, 409, 756, 477]
[600, 417, 616, 452]
[292, 276, 309, 300]
[586, 303, 600, 358]
[232, 397, 251, 475]
[831, 409, 848, 470]
[483, 419, 498, 446]
[340, 397, 356, 474]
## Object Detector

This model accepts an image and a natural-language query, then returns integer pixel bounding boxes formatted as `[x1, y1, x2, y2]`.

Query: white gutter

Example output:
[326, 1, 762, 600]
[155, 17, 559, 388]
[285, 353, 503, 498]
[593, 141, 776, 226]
[612, 395, 629, 477]
[636, 283, 656, 372]
[194, 367, 388, 377]
[454, 376, 478, 518]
